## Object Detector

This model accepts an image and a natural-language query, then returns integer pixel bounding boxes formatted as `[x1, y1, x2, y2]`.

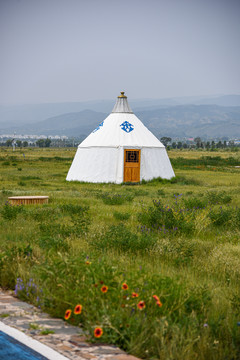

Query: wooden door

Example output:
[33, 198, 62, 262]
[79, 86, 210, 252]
[124, 149, 141, 182]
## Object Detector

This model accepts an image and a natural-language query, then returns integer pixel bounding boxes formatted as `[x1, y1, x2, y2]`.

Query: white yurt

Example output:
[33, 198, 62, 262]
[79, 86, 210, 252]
[66, 92, 175, 183]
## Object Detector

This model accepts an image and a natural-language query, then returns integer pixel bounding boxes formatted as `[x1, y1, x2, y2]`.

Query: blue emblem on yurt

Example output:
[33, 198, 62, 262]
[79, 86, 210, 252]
[120, 121, 134, 133]
[93, 121, 104, 133]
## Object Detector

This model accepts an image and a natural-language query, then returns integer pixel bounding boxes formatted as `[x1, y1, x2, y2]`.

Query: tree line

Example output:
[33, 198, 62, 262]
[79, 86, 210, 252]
[160, 137, 239, 150]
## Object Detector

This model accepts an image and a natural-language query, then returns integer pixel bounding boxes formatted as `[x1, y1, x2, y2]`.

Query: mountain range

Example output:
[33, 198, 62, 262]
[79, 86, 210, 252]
[0, 95, 240, 139]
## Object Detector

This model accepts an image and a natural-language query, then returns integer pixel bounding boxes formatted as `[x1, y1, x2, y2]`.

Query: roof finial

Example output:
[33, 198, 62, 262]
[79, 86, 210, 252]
[118, 91, 127, 98]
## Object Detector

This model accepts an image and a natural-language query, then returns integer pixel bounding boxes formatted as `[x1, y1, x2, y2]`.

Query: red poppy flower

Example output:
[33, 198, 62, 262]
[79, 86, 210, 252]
[137, 301, 146, 310]
[101, 285, 108, 293]
[156, 301, 163, 307]
[94, 327, 103, 338]
[122, 283, 128, 290]
[74, 304, 82, 315]
[131, 292, 139, 298]
[64, 309, 72, 320]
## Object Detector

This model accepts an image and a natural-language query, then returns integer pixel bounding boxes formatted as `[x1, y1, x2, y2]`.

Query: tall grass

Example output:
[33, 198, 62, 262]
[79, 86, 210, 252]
[0, 147, 240, 359]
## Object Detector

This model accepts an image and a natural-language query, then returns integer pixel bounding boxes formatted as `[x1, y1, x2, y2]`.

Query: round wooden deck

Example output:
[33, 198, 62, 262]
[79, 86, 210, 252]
[8, 196, 49, 205]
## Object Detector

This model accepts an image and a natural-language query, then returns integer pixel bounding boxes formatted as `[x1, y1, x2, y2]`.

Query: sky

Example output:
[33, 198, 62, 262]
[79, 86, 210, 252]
[0, 0, 240, 104]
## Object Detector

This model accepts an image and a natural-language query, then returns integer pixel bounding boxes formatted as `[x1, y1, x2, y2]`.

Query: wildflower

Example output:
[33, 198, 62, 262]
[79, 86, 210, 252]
[204, 323, 208, 327]
[85, 261, 91, 265]
[153, 295, 160, 302]
[101, 285, 108, 293]
[74, 304, 82, 315]
[131, 292, 139, 298]
[94, 327, 103, 338]
[122, 283, 128, 290]
[94, 283, 98, 287]
[156, 301, 162, 307]
[137, 301, 146, 310]
[121, 304, 125, 308]
[64, 309, 72, 320]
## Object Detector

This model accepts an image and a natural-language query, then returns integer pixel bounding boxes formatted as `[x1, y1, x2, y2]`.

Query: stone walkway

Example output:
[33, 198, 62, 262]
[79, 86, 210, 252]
[0, 289, 140, 360]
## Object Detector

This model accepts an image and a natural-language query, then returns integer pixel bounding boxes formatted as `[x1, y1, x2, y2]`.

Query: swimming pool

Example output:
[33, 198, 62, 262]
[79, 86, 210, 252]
[0, 322, 69, 360]
[0, 330, 48, 359]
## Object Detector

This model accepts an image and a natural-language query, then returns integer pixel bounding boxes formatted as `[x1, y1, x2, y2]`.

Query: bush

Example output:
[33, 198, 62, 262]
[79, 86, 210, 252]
[99, 193, 134, 205]
[209, 207, 233, 227]
[183, 197, 207, 209]
[206, 191, 232, 205]
[113, 211, 131, 221]
[138, 200, 195, 235]
[0, 202, 25, 220]
[90, 224, 156, 252]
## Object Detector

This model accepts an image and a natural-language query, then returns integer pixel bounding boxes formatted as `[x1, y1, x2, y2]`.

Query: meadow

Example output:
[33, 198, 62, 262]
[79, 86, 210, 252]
[0, 146, 240, 360]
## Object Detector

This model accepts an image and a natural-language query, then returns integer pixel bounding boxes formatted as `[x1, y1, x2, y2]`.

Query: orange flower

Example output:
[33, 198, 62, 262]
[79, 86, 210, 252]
[153, 295, 162, 307]
[64, 309, 72, 320]
[122, 283, 128, 290]
[131, 292, 139, 298]
[85, 261, 91, 265]
[137, 301, 146, 310]
[101, 285, 108, 293]
[74, 304, 82, 315]
[94, 327, 103, 338]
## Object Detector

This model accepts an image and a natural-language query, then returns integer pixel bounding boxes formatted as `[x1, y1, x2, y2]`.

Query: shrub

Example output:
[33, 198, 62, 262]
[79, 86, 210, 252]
[99, 193, 134, 205]
[138, 200, 195, 235]
[206, 191, 232, 205]
[183, 197, 207, 209]
[60, 204, 89, 216]
[38, 236, 69, 252]
[113, 211, 131, 221]
[209, 207, 233, 227]
[0, 202, 25, 220]
[90, 224, 156, 252]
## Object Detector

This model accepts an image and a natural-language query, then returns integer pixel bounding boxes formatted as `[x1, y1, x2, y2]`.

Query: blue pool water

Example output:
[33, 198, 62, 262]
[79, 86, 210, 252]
[0, 330, 48, 360]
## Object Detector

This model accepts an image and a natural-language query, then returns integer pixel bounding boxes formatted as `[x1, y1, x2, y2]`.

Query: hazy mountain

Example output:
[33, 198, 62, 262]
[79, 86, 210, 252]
[1, 94, 240, 129]
[2, 104, 239, 139]
[137, 105, 240, 138]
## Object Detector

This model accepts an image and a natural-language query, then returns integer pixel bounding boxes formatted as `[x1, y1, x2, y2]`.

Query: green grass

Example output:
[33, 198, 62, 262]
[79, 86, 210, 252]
[0, 147, 240, 359]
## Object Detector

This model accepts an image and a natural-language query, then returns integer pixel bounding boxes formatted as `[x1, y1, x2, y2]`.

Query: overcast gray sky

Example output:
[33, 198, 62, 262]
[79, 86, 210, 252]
[1, 0, 240, 104]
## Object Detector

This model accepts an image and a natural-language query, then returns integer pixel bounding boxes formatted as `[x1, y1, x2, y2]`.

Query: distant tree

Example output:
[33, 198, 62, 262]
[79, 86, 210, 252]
[5, 139, 13, 147]
[216, 141, 222, 149]
[160, 137, 172, 147]
[171, 142, 177, 149]
[194, 137, 202, 148]
[16, 140, 22, 148]
[45, 138, 51, 147]
[211, 141, 215, 149]
[177, 141, 183, 149]
[206, 141, 210, 150]
[183, 143, 188, 149]
[36, 139, 45, 148]
[23, 141, 28, 147]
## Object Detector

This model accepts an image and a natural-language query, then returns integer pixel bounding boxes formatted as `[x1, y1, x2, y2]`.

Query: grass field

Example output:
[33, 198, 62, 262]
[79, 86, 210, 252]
[0, 147, 240, 359]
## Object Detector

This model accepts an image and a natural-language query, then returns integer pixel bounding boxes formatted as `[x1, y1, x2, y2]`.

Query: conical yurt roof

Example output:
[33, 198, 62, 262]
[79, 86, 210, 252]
[79, 92, 164, 148]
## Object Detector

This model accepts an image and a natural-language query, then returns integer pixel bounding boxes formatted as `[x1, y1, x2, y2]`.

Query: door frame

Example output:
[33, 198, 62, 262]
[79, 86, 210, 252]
[123, 149, 141, 182]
